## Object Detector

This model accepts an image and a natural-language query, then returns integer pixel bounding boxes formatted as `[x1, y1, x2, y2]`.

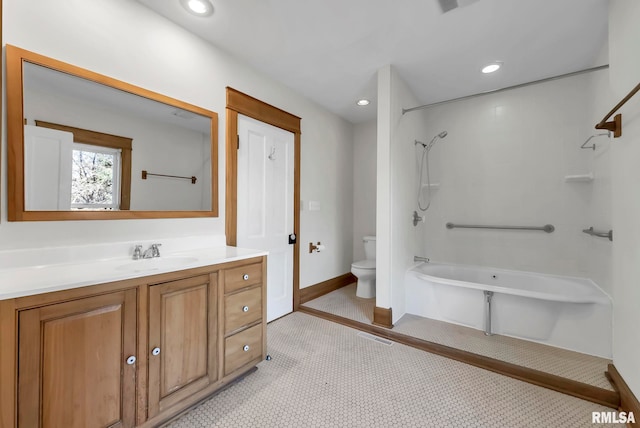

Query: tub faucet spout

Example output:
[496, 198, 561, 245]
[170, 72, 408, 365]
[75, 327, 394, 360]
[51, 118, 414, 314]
[414, 256, 430, 263]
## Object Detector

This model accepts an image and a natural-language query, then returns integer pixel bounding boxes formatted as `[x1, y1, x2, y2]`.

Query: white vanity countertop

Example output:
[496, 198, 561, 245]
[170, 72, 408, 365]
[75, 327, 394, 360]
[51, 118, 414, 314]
[0, 246, 267, 301]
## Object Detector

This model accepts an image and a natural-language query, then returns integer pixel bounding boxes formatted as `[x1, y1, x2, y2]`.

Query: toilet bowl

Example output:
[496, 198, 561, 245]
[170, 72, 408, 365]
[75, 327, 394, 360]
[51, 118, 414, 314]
[351, 236, 376, 298]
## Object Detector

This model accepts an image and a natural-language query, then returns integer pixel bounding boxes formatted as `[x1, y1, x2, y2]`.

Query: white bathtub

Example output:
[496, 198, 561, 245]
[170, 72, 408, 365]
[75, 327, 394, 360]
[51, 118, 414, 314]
[405, 262, 612, 358]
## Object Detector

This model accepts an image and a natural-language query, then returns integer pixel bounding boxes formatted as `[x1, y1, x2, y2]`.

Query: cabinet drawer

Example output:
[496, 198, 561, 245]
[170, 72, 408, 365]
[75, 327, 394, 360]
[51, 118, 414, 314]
[224, 263, 262, 293]
[225, 286, 262, 335]
[224, 324, 262, 376]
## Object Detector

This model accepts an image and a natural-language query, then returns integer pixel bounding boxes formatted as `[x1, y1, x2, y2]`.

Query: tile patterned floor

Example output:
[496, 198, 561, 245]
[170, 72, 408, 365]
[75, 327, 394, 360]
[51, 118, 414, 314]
[303, 284, 614, 390]
[303, 283, 375, 324]
[167, 312, 622, 427]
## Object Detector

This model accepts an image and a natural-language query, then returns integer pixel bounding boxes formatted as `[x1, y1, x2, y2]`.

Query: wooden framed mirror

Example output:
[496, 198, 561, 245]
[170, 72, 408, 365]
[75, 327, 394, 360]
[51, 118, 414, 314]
[6, 45, 218, 221]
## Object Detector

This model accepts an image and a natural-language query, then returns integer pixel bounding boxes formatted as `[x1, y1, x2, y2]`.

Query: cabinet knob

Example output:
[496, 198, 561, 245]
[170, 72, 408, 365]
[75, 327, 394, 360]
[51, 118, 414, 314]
[152, 347, 161, 356]
[243, 274, 249, 280]
[243, 345, 250, 352]
[242, 305, 249, 312]
[126, 356, 136, 365]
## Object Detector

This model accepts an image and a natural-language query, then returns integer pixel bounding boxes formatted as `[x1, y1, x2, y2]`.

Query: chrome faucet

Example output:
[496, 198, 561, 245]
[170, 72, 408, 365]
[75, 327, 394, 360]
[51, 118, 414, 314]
[414, 256, 430, 263]
[132, 245, 143, 260]
[142, 243, 162, 259]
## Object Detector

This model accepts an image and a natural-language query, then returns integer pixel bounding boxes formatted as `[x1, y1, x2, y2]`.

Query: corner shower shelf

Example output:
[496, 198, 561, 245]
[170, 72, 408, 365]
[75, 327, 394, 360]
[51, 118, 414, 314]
[564, 173, 594, 183]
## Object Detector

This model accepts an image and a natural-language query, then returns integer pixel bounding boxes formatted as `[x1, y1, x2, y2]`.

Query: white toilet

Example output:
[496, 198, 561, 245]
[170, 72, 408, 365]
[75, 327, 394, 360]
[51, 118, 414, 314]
[351, 236, 376, 299]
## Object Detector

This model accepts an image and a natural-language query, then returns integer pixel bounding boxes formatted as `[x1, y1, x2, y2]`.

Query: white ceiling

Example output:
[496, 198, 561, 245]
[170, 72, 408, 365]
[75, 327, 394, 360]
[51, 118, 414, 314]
[137, 0, 609, 123]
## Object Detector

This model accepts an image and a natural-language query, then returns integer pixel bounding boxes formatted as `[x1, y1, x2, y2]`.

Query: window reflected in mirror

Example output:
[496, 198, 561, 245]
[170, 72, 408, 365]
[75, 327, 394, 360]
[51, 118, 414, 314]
[25, 121, 133, 211]
[71, 144, 121, 210]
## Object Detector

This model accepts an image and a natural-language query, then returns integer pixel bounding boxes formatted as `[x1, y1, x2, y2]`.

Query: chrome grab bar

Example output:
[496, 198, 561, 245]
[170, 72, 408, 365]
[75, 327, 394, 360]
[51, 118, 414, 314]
[446, 222, 555, 233]
[582, 227, 613, 242]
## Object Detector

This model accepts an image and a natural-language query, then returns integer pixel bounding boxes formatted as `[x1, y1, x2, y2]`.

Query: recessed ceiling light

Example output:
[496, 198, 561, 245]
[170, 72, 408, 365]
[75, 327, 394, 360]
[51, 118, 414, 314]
[482, 63, 502, 74]
[356, 99, 370, 106]
[180, 0, 213, 16]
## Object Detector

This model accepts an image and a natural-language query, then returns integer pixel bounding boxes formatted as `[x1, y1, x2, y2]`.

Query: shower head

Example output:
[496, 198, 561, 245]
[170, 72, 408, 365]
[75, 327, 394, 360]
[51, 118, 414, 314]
[429, 131, 448, 147]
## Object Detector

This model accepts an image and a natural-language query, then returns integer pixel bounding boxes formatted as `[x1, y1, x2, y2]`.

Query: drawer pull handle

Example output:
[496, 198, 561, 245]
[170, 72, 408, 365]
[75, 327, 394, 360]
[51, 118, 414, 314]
[243, 345, 250, 352]
[242, 305, 249, 312]
[126, 356, 136, 365]
[243, 274, 249, 280]
[152, 347, 161, 356]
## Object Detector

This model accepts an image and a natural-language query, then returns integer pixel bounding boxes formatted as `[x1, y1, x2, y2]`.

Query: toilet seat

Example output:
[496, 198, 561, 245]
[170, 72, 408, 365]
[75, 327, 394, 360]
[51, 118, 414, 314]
[351, 260, 376, 269]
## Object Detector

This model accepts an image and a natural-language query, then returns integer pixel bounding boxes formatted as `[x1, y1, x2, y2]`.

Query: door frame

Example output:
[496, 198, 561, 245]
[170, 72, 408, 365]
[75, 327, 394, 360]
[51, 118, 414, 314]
[225, 87, 301, 311]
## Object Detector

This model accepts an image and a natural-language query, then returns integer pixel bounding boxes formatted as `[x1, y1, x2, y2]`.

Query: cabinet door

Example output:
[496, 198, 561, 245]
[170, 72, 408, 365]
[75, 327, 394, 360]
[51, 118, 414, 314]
[148, 274, 218, 417]
[18, 289, 137, 428]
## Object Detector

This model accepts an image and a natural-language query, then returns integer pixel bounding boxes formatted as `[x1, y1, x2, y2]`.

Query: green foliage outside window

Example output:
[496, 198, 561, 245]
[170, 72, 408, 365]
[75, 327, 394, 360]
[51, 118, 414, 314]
[71, 150, 115, 206]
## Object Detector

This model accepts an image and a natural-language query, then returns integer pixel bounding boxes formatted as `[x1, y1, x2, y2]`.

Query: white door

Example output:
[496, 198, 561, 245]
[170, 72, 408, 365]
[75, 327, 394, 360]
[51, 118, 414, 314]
[237, 115, 294, 322]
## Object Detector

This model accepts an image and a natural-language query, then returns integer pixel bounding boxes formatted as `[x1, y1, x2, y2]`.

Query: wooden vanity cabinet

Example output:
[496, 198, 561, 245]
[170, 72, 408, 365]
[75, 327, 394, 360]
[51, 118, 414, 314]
[0, 255, 266, 428]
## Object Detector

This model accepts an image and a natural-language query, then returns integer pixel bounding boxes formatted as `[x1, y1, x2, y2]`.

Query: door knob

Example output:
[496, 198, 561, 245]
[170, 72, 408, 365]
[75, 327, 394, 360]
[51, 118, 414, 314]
[126, 356, 136, 365]
[152, 347, 161, 356]
[243, 345, 250, 352]
[243, 274, 249, 280]
[242, 306, 249, 312]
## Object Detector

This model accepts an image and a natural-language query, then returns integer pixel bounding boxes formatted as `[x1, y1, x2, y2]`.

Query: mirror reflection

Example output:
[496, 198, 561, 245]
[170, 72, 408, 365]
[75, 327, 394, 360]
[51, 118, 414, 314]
[23, 62, 213, 212]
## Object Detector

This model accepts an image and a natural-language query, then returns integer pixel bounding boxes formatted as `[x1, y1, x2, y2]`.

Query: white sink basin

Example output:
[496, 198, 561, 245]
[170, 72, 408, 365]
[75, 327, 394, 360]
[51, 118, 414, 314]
[115, 256, 199, 273]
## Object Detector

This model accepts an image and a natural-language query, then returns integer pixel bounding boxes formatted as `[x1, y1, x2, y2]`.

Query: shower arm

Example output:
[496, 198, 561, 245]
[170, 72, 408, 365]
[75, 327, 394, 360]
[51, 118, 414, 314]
[415, 137, 436, 151]
[415, 132, 447, 151]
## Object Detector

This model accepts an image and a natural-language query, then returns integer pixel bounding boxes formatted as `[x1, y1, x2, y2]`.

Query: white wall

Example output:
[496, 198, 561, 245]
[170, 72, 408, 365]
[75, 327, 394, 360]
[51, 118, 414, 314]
[352, 120, 377, 262]
[609, 0, 640, 400]
[130, 125, 210, 211]
[2, 0, 354, 289]
[299, 112, 354, 287]
[24, 86, 211, 211]
[376, 66, 393, 310]
[377, 65, 429, 321]
[583, 70, 615, 296]
[418, 70, 614, 295]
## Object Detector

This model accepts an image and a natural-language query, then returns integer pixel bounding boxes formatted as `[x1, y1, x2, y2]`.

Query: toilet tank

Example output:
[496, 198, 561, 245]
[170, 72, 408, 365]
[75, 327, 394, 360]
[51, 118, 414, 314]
[363, 236, 376, 260]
